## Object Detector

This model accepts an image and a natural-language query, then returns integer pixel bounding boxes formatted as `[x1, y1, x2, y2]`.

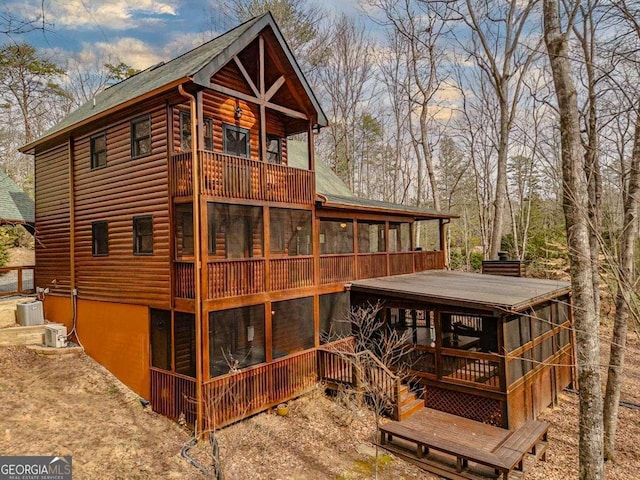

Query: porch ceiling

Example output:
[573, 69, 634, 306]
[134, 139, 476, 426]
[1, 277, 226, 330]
[350, 270, 571, 313]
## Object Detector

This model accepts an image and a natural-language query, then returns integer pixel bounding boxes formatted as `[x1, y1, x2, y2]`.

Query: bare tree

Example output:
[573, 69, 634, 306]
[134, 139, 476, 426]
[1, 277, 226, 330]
[366, 0, 453, 211]
[453, 0, 542, 259]
[316, 14, 376, 189]
[323, 302, 414, 480]
[602, 0, 640, 462]
[543, 1, 604, 478]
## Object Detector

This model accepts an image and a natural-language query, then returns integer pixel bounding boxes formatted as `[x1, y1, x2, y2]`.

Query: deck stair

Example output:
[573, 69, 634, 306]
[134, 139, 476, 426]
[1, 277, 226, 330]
[398, 384, 424, 420]
[318, 342, 422, 421]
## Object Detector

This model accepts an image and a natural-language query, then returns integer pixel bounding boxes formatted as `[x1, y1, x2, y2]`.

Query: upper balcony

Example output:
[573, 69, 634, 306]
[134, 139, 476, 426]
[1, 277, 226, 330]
[171, 151, 315, 205]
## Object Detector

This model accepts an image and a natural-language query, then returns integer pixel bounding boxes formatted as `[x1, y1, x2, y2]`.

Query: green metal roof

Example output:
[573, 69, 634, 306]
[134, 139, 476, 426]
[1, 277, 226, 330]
[21, 12, 327, 153]
[0, 170, 34, 224]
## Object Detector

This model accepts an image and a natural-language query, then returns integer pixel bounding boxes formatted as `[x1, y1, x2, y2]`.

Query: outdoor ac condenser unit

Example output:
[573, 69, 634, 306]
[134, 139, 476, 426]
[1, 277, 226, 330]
[16, 301, 44, 326]
[44, 324, 67, 348]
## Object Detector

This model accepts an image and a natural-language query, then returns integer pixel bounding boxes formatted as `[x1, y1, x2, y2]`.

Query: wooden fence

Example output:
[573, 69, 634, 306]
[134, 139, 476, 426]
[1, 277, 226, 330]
[0, 265, 35, 297]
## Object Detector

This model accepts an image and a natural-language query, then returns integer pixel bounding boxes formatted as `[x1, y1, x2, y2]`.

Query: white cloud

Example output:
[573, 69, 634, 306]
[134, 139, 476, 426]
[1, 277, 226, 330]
[16, 0, 179, 31]
[90, 37, 164, 70]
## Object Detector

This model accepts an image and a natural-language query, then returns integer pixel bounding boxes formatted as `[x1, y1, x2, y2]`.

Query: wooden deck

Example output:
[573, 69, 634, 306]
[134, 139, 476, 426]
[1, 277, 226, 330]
[379, 408, 548, 480]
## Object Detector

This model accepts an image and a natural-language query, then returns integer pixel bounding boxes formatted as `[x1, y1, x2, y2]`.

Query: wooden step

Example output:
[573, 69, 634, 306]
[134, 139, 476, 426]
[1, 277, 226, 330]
[400, 389, 417, 407]
[399, 398, 424, 420]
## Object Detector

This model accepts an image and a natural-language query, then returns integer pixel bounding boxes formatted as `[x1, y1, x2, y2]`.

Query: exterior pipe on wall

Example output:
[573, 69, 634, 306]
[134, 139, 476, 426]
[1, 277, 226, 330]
[178, 84, 204, 437]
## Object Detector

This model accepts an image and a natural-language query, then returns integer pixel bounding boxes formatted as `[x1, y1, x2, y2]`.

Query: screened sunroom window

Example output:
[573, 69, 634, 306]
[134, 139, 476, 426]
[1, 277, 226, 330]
[209, 305, 265, 377]
[207, 203, 263, 258]
[270, 208, 312, 256]
[272, 297, 314, 358]
[319, 220, 353, 254]
[358, 221, 386, 253]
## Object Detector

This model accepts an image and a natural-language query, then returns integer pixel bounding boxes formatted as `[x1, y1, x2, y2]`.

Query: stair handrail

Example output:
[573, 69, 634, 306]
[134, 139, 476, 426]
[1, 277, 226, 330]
[318, 345, 403, 419]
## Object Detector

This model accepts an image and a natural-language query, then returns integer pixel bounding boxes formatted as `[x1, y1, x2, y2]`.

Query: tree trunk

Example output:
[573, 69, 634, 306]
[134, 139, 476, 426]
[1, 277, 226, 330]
[603, 113, 640, 461]
[489, 96, 510, 259]
[543, 2, 604, 479]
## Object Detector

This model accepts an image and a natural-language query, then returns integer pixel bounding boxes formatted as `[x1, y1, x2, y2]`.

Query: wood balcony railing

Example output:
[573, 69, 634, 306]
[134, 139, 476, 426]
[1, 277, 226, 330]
[171, 151, 314, 204]
[414, 250, 445, 270]
[318, 250, 444, 284]
[389, 252, 414, 275]
[176, 251, 445, 301]
[270, 256, 314, 291]
[357, 253, 388, 279]
[207, 259, 266, 299]
[150, 368, 197, 424]
[174, 262, 195, 299]
[320, 254, 354, 285]
[440, 349, 502, 390]
[0, 265, 35, 297]
[203, 349, 317, 429]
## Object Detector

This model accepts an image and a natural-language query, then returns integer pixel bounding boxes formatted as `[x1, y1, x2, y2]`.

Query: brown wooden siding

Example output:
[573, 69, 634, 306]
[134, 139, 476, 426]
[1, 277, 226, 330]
[212, 61, 254, 96]
[35, 144, 71, 295]
[73, 106, 171, 306]
[201, 90, 260, 160]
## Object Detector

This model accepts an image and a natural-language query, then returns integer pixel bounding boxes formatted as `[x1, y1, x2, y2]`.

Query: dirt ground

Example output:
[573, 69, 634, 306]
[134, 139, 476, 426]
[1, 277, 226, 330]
[0, 346, 431, 480]
[6, 247, 34, 266]
[1, 336, 638, 480]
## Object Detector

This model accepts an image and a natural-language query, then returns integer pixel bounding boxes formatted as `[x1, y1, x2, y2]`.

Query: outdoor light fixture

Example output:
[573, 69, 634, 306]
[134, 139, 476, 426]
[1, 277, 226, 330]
[296, 225, 302, 231]
[339, 222, 347, 229]
[234, 106, 243, 120]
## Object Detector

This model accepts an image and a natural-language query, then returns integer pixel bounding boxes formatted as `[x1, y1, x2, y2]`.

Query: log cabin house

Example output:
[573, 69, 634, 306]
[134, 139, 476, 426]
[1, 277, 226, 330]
[20, 13, 574, 433]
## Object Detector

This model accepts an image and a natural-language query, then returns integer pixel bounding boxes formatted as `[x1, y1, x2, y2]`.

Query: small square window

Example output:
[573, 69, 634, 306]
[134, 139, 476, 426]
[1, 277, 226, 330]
[92, 221, 108, 256]
[91, 133, 107, 169]
[133, 215, 153, 254]
[223, 124, 249, 158]
[267, 135, 281, 164]
[131, 116, 151, 158]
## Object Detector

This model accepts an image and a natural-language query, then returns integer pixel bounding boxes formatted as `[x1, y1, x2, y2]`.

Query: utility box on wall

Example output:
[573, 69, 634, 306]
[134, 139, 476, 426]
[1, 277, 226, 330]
[16, 301, 44, 326]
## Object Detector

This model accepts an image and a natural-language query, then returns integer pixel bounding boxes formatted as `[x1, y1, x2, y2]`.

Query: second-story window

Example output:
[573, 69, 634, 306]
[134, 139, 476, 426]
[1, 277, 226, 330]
[92, 221, 108, 256]
[266, 135, 281, 164]
[223, 124, 249, 158]
[133, 215, 153, 254]
[90, 133, 107, 169]
[131, 116, 151, 158]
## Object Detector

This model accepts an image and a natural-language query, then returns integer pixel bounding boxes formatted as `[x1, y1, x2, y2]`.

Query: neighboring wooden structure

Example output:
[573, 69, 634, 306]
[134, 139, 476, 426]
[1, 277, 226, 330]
[482, 260, 526, 277]
[351, 271, 574, 430]
[20, 13, 453, 429]
[0, 170, 34, 229]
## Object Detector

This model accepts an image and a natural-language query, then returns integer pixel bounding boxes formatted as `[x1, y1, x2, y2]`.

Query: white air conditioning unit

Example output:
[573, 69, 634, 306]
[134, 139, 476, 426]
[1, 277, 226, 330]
[44, 324, 67, 348]
[16, 301, 44, 326]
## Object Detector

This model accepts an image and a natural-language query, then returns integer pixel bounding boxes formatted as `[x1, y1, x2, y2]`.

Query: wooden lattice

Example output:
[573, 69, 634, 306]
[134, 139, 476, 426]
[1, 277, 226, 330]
[425, 386, 504, 427]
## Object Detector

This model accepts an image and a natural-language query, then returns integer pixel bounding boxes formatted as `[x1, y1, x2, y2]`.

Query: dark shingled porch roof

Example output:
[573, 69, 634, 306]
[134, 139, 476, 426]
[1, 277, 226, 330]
[351, 270, 571, 313]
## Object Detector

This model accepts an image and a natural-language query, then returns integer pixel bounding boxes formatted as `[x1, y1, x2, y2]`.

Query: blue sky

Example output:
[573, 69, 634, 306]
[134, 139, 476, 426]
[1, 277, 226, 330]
[14, 0, 362, 71]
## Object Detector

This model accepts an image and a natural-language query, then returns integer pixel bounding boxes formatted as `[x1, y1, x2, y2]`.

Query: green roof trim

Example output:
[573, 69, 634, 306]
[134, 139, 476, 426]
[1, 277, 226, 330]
[21, 12, 327, 153]
[0, 170, 34, 224]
